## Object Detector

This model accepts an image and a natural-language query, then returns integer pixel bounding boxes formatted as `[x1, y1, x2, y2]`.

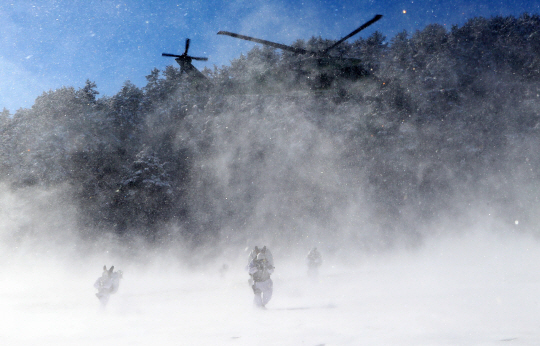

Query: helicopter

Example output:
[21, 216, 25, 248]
[217, 14, 383, 88]
[162, 38, 209, 81]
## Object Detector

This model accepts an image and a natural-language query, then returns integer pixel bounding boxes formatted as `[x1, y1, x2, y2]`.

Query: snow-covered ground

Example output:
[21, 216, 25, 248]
[1, 231, 540, 346]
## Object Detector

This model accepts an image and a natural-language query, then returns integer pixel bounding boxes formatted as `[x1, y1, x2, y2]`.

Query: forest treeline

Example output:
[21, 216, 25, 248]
[1, 14, 539, 246]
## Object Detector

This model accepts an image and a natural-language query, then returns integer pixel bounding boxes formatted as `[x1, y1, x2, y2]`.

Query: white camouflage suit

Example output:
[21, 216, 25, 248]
[248, 251, 274, 308]
[247, 246, 274, 284]
[94, 265, 122, 306]
[306, 247, 323, 279]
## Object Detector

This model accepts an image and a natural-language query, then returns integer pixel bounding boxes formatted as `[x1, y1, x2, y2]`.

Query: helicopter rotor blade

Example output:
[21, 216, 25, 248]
[322, 14, 383, 54]
[218, 31, 309, 55]
[184, 38, 190, 55]
[162, 53, 183, 58]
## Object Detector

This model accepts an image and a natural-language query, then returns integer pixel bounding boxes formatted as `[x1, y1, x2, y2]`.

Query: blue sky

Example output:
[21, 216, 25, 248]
[1, 0, 538, 112]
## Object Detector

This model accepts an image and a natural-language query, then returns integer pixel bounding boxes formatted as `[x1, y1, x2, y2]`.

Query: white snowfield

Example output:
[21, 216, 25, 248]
[1, 232, 540, 346]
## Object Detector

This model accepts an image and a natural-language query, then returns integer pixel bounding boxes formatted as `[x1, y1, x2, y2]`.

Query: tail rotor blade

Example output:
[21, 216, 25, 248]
[164, 39, 208, 65]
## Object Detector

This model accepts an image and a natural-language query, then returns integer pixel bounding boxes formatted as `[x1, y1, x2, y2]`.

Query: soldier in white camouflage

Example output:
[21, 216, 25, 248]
[94, 265, 123, 306]
[306, 247, 322, 280]
[248, 251, 274, 308]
